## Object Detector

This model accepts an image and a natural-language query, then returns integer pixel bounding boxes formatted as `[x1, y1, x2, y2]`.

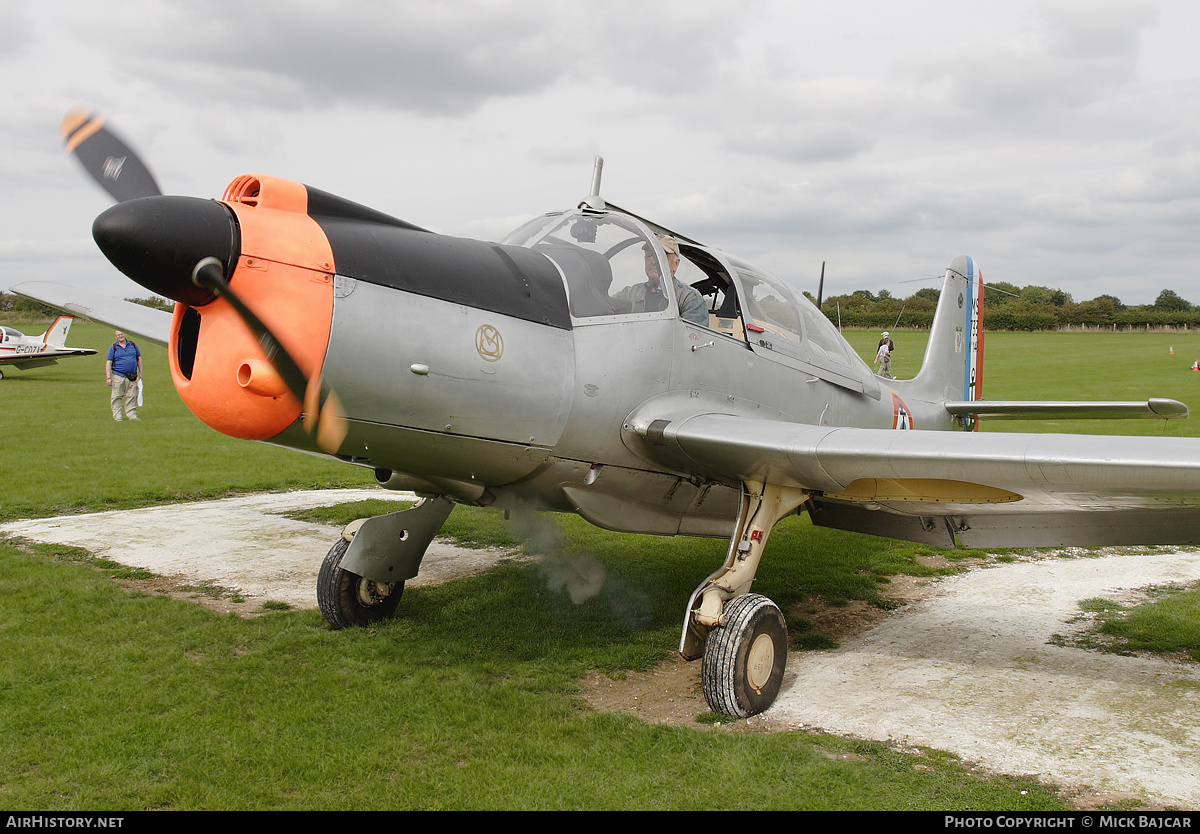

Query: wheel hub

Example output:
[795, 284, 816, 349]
[356, 578, 395, 607]
[746, 632, 776, 693]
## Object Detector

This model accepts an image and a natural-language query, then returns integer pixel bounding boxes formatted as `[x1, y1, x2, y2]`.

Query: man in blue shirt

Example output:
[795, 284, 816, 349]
[105, 330, 143, 421]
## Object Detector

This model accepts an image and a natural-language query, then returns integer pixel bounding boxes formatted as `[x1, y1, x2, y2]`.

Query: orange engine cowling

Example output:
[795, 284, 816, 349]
[168, 175, 336, 442]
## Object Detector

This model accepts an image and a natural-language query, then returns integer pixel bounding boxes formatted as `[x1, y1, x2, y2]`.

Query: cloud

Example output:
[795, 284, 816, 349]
[726, 121, 876, 164]
[0, 5, 32, 58]
[911, 0, 1158, 122]
[71, 1, 753, 117]
[717, 76, 895, 164]
[0, 237, 96, 262]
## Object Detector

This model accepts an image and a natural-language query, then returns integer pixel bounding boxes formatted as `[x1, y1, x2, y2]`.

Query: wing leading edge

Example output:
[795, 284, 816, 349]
[11, 282, 173, 346]
[628, 411, 1200, 549]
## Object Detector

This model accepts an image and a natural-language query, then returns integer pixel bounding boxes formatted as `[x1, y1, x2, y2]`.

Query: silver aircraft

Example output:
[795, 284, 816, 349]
[18, 112, 1200, 717]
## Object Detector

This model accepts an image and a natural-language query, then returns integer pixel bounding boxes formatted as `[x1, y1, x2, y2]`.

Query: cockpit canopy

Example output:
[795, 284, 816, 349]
[504, 208, 873, 389]
[503, 211, 673, 319]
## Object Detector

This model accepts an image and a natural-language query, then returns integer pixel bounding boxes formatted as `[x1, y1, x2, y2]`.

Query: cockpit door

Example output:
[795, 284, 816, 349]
[724, 256, 880, 398]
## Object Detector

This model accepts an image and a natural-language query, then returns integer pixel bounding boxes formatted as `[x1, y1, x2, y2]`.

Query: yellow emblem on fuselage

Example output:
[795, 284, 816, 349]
[475, 324, 503, 362]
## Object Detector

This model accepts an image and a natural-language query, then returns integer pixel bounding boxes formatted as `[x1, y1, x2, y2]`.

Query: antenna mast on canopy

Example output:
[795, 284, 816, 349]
[581, 156, 606, 210]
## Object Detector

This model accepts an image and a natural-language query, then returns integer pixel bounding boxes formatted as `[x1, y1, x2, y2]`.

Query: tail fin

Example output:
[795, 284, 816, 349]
[41, 315, 74, 346]
[910, 256, 984, 420]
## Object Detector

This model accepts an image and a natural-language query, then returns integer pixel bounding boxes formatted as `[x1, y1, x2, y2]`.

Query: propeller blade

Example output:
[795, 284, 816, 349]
[817, 261, 825, 309]
[191, 257, 348, 454]
[61, 110, 161, 202]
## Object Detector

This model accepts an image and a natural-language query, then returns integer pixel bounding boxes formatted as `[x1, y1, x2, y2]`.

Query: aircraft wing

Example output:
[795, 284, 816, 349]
[0, 347, 97, 367]
[627, 411, 1200, 549]
[10, 281, 172, 346]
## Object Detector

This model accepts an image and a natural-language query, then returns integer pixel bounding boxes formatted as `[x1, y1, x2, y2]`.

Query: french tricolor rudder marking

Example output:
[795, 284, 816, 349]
[963, 256, 984, 429]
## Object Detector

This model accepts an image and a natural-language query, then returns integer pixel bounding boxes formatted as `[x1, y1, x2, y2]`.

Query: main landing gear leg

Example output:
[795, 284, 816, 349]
[317, 495, 454, 630]
[680, 481, 810, 718]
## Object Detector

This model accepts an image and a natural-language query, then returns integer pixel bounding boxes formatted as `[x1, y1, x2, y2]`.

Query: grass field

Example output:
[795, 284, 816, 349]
[2, 321, 1196, 810]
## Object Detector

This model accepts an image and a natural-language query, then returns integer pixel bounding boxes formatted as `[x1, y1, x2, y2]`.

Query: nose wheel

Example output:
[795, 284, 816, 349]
[315, 496, 454, 630]
[317, 538, 404, 629]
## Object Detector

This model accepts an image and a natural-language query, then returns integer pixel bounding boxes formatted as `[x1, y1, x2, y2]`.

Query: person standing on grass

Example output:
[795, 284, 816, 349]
[875, 330, 895, 378]
[105, 330, 142, 422]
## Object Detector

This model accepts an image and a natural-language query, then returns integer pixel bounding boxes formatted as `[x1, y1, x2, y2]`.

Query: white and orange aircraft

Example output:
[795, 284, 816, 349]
[0, 315, 96, 380]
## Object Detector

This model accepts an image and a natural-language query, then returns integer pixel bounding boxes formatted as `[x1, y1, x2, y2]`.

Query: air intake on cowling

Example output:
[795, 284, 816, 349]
[223, 174, 263, 206]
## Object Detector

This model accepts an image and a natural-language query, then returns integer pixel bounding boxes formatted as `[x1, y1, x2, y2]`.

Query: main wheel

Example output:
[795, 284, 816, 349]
[701, 593, 788, 717]
[317, 538, 404, 629]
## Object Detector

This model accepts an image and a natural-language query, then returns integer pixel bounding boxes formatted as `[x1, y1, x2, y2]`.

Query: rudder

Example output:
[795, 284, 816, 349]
[910, 256, 984, 421]
[42, 315, 74, 346]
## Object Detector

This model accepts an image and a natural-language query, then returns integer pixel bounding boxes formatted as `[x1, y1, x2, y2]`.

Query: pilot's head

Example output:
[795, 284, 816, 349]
[642, 235, 681, 292]
[658, 235, 681, 276]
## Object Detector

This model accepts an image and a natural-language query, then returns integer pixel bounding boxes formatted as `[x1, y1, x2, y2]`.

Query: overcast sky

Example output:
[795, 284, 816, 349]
[3, 0, 1199, 306]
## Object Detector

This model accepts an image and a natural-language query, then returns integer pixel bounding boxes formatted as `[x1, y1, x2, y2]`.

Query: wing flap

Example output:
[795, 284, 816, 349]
[823, 478, 1022, 504]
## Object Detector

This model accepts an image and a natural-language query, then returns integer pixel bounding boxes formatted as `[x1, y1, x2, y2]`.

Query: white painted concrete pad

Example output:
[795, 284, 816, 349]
[1, 489, 515, 608]
[765, 551, 1200, 808]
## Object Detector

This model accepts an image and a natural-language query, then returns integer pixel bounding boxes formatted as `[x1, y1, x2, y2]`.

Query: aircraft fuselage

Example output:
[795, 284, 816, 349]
[91, 173, 962, 538]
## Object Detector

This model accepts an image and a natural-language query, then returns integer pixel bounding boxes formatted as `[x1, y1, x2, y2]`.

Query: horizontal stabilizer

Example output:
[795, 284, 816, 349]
[945, 398, 1188, 420]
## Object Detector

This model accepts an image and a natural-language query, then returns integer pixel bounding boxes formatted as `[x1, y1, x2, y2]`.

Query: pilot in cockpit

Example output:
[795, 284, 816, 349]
[611, 235, 709, 325]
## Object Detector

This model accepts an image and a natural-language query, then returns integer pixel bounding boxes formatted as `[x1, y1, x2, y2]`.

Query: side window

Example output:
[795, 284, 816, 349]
[607, 238, 666, 311]
[730, 256, 873, 377]
[796, 295, 869, 370]
[736, 267, 803, 349]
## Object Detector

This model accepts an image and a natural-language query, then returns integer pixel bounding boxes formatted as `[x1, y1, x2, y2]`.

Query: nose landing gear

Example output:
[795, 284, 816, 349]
[316, 495, 454, 630]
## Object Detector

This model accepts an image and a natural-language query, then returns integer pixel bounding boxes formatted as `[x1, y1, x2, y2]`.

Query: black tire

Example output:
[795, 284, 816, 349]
[316, 537, 404, 629]
[701, 593, 788, 718]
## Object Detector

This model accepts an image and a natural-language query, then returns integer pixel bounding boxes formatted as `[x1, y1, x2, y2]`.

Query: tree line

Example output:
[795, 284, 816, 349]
[812, 284, 1200, 331]
[0, 292, 171, 322]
